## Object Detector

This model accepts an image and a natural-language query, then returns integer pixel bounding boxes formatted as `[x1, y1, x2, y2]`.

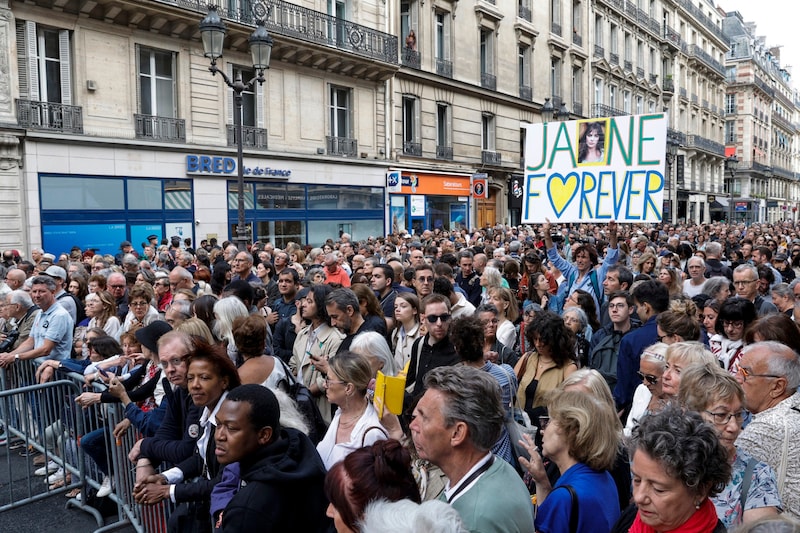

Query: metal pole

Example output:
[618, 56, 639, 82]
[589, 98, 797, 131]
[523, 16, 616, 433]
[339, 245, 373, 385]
[234, 84, 247, 252]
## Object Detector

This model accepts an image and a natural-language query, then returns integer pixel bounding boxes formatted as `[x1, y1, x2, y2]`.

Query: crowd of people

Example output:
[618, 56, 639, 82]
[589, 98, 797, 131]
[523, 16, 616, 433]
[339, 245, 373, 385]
[0, 219, 799, 532]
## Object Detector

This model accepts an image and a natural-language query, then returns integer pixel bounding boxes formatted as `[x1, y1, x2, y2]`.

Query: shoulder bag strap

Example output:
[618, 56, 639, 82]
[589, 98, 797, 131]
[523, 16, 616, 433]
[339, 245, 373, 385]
[739, 457, 756, 513]
[561, 485, 579, 533]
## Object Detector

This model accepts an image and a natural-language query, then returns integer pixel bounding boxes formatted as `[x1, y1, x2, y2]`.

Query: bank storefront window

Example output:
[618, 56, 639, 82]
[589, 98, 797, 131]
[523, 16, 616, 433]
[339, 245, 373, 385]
[230, 181, 384, 245]
[40, 175, 193, 256]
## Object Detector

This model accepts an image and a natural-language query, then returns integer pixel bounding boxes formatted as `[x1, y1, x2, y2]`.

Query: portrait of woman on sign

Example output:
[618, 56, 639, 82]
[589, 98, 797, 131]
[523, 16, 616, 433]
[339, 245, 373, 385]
[577, 119, 608, 165]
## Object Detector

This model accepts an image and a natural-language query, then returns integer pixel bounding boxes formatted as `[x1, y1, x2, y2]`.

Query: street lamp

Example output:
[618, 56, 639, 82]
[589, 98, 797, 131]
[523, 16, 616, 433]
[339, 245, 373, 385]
[541, 97, 554, 123]
[555, 102, 570, 121]
[199, 5, 274, 251]
[664, 135, 679, 224]
[725, 154, 738, 224]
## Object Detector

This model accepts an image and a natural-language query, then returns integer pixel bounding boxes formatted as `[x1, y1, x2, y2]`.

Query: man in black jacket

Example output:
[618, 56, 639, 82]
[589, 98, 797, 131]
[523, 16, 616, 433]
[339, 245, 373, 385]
[215, 385, 329, 532]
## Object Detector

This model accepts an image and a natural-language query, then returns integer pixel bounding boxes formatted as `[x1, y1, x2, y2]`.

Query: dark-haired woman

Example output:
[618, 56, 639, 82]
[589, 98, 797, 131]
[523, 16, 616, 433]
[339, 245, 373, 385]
[709, 297, 756, 373]
[134, 341, 241, 533]
[578, 121, 605, 163]
[235, 314, 286, 389]
[325, 439, 421, 533]
[513, 311, 577, 434]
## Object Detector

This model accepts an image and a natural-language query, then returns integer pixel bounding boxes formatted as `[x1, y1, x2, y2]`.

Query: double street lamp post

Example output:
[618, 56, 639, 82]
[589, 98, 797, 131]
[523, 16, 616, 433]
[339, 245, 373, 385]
[725, 155, 738, 224]
[199, 5, 274, 251]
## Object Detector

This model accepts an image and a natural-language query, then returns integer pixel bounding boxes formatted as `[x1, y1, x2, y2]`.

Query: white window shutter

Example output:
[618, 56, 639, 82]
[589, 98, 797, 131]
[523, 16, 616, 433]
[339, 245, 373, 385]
[15, 22, 29, 99]
[58, 29, 72, 105]
[446, 104, 452, 146]
[226, 63, 234, 125]
[413, 97, 421, 142]
[25, 21, 40, 101]
[443, 15, 451, 61]
[489, 117, 496, 150]
[256, 78, 264, 128]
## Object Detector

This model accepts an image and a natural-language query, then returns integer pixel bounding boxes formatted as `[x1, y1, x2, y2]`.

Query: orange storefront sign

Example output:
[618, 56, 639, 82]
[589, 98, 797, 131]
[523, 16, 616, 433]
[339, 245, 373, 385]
[400, 173, 471, 196]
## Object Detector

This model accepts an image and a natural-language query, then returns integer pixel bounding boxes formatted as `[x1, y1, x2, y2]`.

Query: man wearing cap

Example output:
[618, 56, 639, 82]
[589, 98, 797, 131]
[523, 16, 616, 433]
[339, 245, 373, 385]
[44, 265, 78, 324]
[0, 275, 73, 367]
[115, 241, 137, 266]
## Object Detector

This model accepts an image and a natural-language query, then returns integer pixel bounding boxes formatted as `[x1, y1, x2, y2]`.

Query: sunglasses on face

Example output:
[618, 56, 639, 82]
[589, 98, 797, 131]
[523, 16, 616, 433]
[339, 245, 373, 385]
[637, 371, 659, 385]
[425, 313, 452, 324]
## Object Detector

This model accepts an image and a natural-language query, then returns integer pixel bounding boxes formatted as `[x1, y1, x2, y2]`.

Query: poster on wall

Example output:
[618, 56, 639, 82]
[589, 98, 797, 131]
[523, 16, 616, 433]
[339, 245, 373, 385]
[521, 113, 667, 223]
[450, 203, 467, 231]
[166, 222, 193, 244]
[410, 195, 426, 217]
[390, 196, 407, 234]
[131, 224, 163, 250]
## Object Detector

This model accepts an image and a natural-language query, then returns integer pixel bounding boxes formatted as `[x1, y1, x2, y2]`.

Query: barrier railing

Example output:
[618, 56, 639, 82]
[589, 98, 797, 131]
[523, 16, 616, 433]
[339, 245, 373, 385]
[0, 359, 172, 532]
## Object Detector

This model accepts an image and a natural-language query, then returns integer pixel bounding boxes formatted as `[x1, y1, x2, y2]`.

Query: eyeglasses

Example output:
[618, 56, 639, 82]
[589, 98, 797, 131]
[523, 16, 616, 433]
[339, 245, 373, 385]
[732, 279, 757, 286]
[722, 320, 744, 329]
[636, 371, 659, 385]
[324, 378, 346, 387]
[538, 416, 551, 430]
[482, 318, 499, 325]
[416, 276, 434, 283]
[109, 284, 125, 289]
[704, 410, 747, 426]
[130, 301, 148, 308]
[737, 366, 781, 382]
[425, 313, 452, 324]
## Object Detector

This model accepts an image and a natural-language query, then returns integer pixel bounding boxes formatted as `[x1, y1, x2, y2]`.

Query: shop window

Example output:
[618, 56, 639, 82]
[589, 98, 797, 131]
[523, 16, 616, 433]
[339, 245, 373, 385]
[40, 176, 124, 210]
[256, 184, 305, 209]
[128, 179, 163, 210]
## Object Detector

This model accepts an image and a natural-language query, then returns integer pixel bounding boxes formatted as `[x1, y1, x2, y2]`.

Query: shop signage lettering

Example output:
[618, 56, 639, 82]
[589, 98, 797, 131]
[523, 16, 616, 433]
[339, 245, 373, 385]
[521, 113, 667, 223]
[186, 155, 292, 177]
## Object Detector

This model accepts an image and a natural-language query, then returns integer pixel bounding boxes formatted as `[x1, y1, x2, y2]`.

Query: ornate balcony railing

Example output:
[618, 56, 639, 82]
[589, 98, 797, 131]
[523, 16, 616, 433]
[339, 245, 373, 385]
[594, 44, 604, 58]
[518, 5, 532, 22]
[686, 134, 725, 156]
[592, 104, 626, 118]
[663, 78, 674, 93]
[737, 160, 773, 174]
[551, 22, 562, 36]
[636, 67, 644, 78]
[679, 87, 687, 98]
[688, 45, 725, 77]
[134, 114, 185, 142]
[772, 113, 795, 132]
[668, 128, 686, 146]
[227, 125, 268, 149]
[402, 48, 421, 69]
[773, 165, 794, 180]
[481, 72, 497, 91]
[649, 73, 657, 84]
[673, 0, 726, 44]
[519, 85, 532, 101]
[436, 145, 453, 160]
[16, 99, 83, 134]
[610, 52, 619, 65]
[159, 0, 398, 64]
[572, 101, 583, 117]
[403, 142, 422, 157]
[753, 75, 776, 98]
[663, 25, 681, 48]
[624, 60, 632, 71]
[436, 58, 453, 78]
[326, 136, 358, 156]
[691, 93, 698, 104]
[482, 150, 502, 165]
[572, 33, 582, 46]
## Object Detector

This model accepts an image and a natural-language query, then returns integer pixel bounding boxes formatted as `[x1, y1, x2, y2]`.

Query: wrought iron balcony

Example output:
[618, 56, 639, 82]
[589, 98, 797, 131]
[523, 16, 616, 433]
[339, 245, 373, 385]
[481, 72, 497, 91]
[227, 125, 268, 149]
[436, 145, 453, 160]
[572, 33, 582, 47]
[326, 136, 358, 156]
[519, 85, 532, 101]
[726, 133, 737, 144]
[688, 45, 725, 77]
[667, 128, 686, 147]
[16, 99, 83, 134]
[134, 114, 185, 142]
[610, 52, 619, 65]
[636, 67, 644, 78]
[436, 58, 453, 78]
[592, 104, 626, 118]
[403, 142, 422, 157]
[518, 5, 532, 22]
[594, 44, 604, 59]
[753, 75, 776, 98]
[624, 60, 632, 72]
[773, 165, 794, 180]
[649, 73, 657, 84]
[662, 78, 674, 94]
[736, 160, 772, 174]
[159, 0, 398, 64]
[482, 150, 502, 165]
[772, 113, 795, 132]
[673, 0, 727, 44]
[551, 22, 562, 36]
[679, 87, 687, 99]
[572, 102, 583, 117]
[691, 93, 698, 105]
[686, 134, 724, 156]
[402, 48, 421, 69]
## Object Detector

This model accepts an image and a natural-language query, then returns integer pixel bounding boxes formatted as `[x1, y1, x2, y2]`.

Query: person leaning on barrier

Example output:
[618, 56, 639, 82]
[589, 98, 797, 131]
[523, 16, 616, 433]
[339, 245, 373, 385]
[0, 289, 40, 352]
[0, 275, 73, 368]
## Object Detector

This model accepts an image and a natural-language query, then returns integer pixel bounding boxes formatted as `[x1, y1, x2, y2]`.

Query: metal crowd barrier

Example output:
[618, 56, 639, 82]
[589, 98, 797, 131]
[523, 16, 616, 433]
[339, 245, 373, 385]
[0, 359, 172, 533]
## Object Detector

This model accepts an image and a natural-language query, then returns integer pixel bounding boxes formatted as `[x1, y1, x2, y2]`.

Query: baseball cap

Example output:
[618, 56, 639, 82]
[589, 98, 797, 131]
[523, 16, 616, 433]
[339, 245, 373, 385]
[44, 265, 67, 280]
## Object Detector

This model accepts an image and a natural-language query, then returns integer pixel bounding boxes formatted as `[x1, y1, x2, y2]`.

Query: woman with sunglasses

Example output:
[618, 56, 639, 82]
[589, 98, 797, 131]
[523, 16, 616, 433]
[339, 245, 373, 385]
[623, 343, 668, 436]
[153, 275, 173, 313]
[316, 351, 386, 471]
[709, 297, 757, 374]
[679, 363, 781, 528]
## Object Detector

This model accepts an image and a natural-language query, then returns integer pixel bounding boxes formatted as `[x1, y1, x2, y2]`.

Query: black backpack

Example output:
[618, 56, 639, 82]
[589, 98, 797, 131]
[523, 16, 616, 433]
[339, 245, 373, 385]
[58, 292, 86, 325]
[275, 358, 329, 445]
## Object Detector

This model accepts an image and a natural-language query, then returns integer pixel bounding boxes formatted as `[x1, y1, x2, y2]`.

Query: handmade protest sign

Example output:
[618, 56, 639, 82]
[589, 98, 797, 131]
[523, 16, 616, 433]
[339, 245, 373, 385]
[521, 113, 667, 223]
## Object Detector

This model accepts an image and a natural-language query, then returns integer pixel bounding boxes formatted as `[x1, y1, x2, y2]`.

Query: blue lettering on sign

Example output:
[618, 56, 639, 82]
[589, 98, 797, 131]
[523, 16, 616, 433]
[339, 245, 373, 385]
[186, 155, 291, 177]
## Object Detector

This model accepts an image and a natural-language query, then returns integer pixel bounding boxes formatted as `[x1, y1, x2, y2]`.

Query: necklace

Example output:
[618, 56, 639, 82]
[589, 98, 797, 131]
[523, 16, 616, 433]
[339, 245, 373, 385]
[339, 400, 367, 428]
